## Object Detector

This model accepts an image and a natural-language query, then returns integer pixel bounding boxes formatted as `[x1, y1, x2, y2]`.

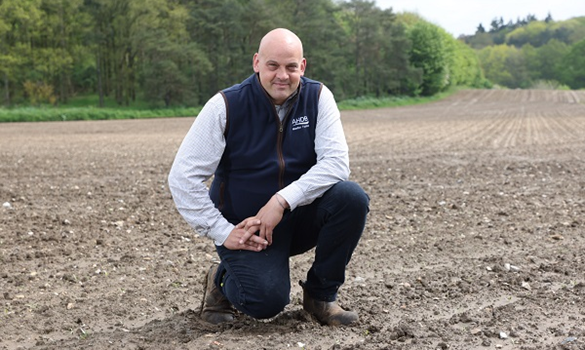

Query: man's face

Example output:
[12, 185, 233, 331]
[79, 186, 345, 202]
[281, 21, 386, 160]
[253, 44, 306, 105]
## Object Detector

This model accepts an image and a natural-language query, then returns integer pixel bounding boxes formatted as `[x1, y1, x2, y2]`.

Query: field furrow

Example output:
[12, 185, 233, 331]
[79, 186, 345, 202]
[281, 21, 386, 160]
[1, 89, 584, 350]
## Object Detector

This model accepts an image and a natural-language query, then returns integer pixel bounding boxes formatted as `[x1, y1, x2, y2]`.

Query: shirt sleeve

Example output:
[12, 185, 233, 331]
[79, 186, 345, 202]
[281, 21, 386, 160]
[277, 84, 350, 210]
[168, 93, 234, 246]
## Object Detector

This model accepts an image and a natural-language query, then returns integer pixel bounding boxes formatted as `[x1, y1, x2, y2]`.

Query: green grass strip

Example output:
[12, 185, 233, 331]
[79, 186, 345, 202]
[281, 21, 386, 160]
[0, 88, 462, 122]
[0, 106, 201, 123]
[337, 87, 461, 110]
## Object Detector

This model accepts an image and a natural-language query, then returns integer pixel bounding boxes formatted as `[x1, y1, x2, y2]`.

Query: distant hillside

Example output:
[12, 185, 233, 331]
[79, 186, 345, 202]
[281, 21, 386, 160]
[461, 15, 585, 49]
[459, 15, 585, 90]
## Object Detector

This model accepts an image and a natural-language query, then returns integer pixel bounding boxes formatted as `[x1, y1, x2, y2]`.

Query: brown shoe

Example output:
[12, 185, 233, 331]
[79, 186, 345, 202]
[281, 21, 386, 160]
[299, 281, 358, 326]
[200, 264, 234, 324]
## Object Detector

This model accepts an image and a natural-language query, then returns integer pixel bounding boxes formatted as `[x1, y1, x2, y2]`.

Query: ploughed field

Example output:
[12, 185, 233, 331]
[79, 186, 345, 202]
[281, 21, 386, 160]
[1, 89, 584, 350]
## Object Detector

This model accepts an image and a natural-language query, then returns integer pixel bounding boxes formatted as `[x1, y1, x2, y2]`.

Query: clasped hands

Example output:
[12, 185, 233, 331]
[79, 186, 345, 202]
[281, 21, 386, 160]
[223, 194, 289, 251]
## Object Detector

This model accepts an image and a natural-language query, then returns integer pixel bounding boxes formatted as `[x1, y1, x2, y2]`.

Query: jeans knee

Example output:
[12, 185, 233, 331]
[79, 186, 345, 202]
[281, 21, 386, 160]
[227, 275, 290, 319]
[334, 181, 370, 213]
[244, 289, 289, 319]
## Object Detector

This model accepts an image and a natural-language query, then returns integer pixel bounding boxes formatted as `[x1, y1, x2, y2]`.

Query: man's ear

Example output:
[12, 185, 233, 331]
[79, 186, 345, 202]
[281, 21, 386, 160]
[300, 58, 306, 76]
[253, 53, 260, 73]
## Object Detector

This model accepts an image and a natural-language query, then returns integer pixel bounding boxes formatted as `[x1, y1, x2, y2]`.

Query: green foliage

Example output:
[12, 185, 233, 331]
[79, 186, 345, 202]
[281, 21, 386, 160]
[471, 16, 585, 90]
[408, 21, 449, 95]
[22, 81, 57, 105]
[480, 41, 574, 89]
[504, 19, 585, 48]
[465, 16, 585, 49]
[337, 1, 422, 98]
[478, 45, 530, 88]
[506, 21, 549, 47]
[529, 80, 570, 90]
[559, 39, 585, 89]
[0, 0, 485, 114]
[443, 35, 486, 88]
[533, 40, 569, 81]
[134, 1, 212, 107]
[289, 0, 350, 98]
[399, 15, 485, 94]
[549, 18, 585, 45]
[467, 32, 494, 49]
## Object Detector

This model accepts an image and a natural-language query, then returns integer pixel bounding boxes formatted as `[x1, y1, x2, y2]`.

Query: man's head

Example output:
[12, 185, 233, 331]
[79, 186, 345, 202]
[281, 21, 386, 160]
[253, 28, 306, 105]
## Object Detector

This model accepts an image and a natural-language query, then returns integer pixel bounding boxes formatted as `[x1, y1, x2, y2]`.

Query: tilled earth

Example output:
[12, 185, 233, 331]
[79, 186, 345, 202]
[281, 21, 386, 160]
[1, 89, 584, 350]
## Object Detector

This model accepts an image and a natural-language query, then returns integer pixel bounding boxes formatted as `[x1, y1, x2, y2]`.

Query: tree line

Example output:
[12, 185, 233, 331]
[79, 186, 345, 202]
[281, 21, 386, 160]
[0, 0, 486, 109]
[463, 15, 585, 89]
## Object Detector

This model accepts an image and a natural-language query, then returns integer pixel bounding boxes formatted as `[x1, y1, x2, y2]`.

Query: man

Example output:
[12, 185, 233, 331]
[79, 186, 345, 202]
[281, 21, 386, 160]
[168, 28, 369, 326]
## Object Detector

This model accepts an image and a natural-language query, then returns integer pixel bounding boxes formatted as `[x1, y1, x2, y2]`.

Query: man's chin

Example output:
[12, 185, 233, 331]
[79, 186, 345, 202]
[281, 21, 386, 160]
[270, 91, 291, 104]
[272, 86, 290, 93]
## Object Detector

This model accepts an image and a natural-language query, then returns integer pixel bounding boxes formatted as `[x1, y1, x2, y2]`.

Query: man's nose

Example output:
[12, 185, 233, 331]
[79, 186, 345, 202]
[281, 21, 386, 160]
[276, 67, 289, 80]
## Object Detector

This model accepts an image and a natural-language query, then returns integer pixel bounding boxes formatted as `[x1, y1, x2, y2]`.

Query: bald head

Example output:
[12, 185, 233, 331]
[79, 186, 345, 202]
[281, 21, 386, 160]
[258, 28, 304, 58]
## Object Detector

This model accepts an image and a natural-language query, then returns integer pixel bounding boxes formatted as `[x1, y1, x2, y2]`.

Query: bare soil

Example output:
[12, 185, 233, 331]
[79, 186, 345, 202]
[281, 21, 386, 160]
[1, 89, 584, 350]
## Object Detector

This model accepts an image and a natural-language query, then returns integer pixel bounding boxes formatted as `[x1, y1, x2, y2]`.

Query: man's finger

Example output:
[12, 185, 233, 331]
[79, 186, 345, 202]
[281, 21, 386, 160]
[241, 239, 267, 251]
[258, 225, 266, 241]
[248, 234, 268, 247]
[245, 219, 261, 231]
[238, 229, 255, 245]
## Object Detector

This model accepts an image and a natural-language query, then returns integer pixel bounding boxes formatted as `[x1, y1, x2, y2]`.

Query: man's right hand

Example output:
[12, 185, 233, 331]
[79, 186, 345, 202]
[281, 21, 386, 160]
[223, 218, 269, 251]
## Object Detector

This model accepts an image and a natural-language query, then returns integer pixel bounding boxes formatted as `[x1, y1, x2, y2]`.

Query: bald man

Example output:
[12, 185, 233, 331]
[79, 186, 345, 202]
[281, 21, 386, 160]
[169, 28, 369, 326]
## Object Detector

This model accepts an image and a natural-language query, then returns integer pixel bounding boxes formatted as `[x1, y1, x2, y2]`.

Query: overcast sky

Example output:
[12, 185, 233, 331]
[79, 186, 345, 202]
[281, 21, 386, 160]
[374, 0, 585, 37]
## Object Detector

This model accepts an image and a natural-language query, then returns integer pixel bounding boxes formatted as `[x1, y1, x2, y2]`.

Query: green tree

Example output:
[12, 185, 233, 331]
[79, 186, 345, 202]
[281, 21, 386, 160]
[83, 0, 147, 106]
[136, 0, 211, 106]
[186, 0, 273, 99]
[2, 0, 517, 109]
[549, 18, 585, 45]
[377, 10, 421, 95]
[340, 0, 386, 97]
[521, 43, 540, 82]
[478, 45, 512, 87]
[408, 21, 448, 95]
[34, 0, 91, 103]
[464, 31, 494, 49]
[82, 0, 128, 106]
[445, 38, 485, 88]
[0, 13, 15, 105]
[506, 21, 550, 47]
[535, 39, 570, 81]
[560, 39, 585, 89]
[281, 0, 351, 99]
[478, 44, 529, 88]
[0, 0, 43, 105]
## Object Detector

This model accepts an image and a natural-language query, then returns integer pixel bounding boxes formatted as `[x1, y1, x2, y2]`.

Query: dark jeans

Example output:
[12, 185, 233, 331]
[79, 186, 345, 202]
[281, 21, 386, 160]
[214, 181, 369, 319]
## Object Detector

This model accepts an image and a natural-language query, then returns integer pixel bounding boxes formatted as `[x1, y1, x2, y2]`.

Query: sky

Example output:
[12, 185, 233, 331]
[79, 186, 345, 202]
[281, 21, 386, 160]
[374, 0, 585, 37]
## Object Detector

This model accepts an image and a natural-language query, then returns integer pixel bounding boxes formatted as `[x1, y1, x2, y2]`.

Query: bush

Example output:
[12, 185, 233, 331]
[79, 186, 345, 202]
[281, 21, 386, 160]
[530, 80, 571, 90]
[22, 81, 57, 106]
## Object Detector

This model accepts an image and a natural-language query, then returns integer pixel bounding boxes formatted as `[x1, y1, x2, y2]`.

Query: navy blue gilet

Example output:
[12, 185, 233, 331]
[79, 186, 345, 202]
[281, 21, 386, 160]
[209, 73, 322, 224]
